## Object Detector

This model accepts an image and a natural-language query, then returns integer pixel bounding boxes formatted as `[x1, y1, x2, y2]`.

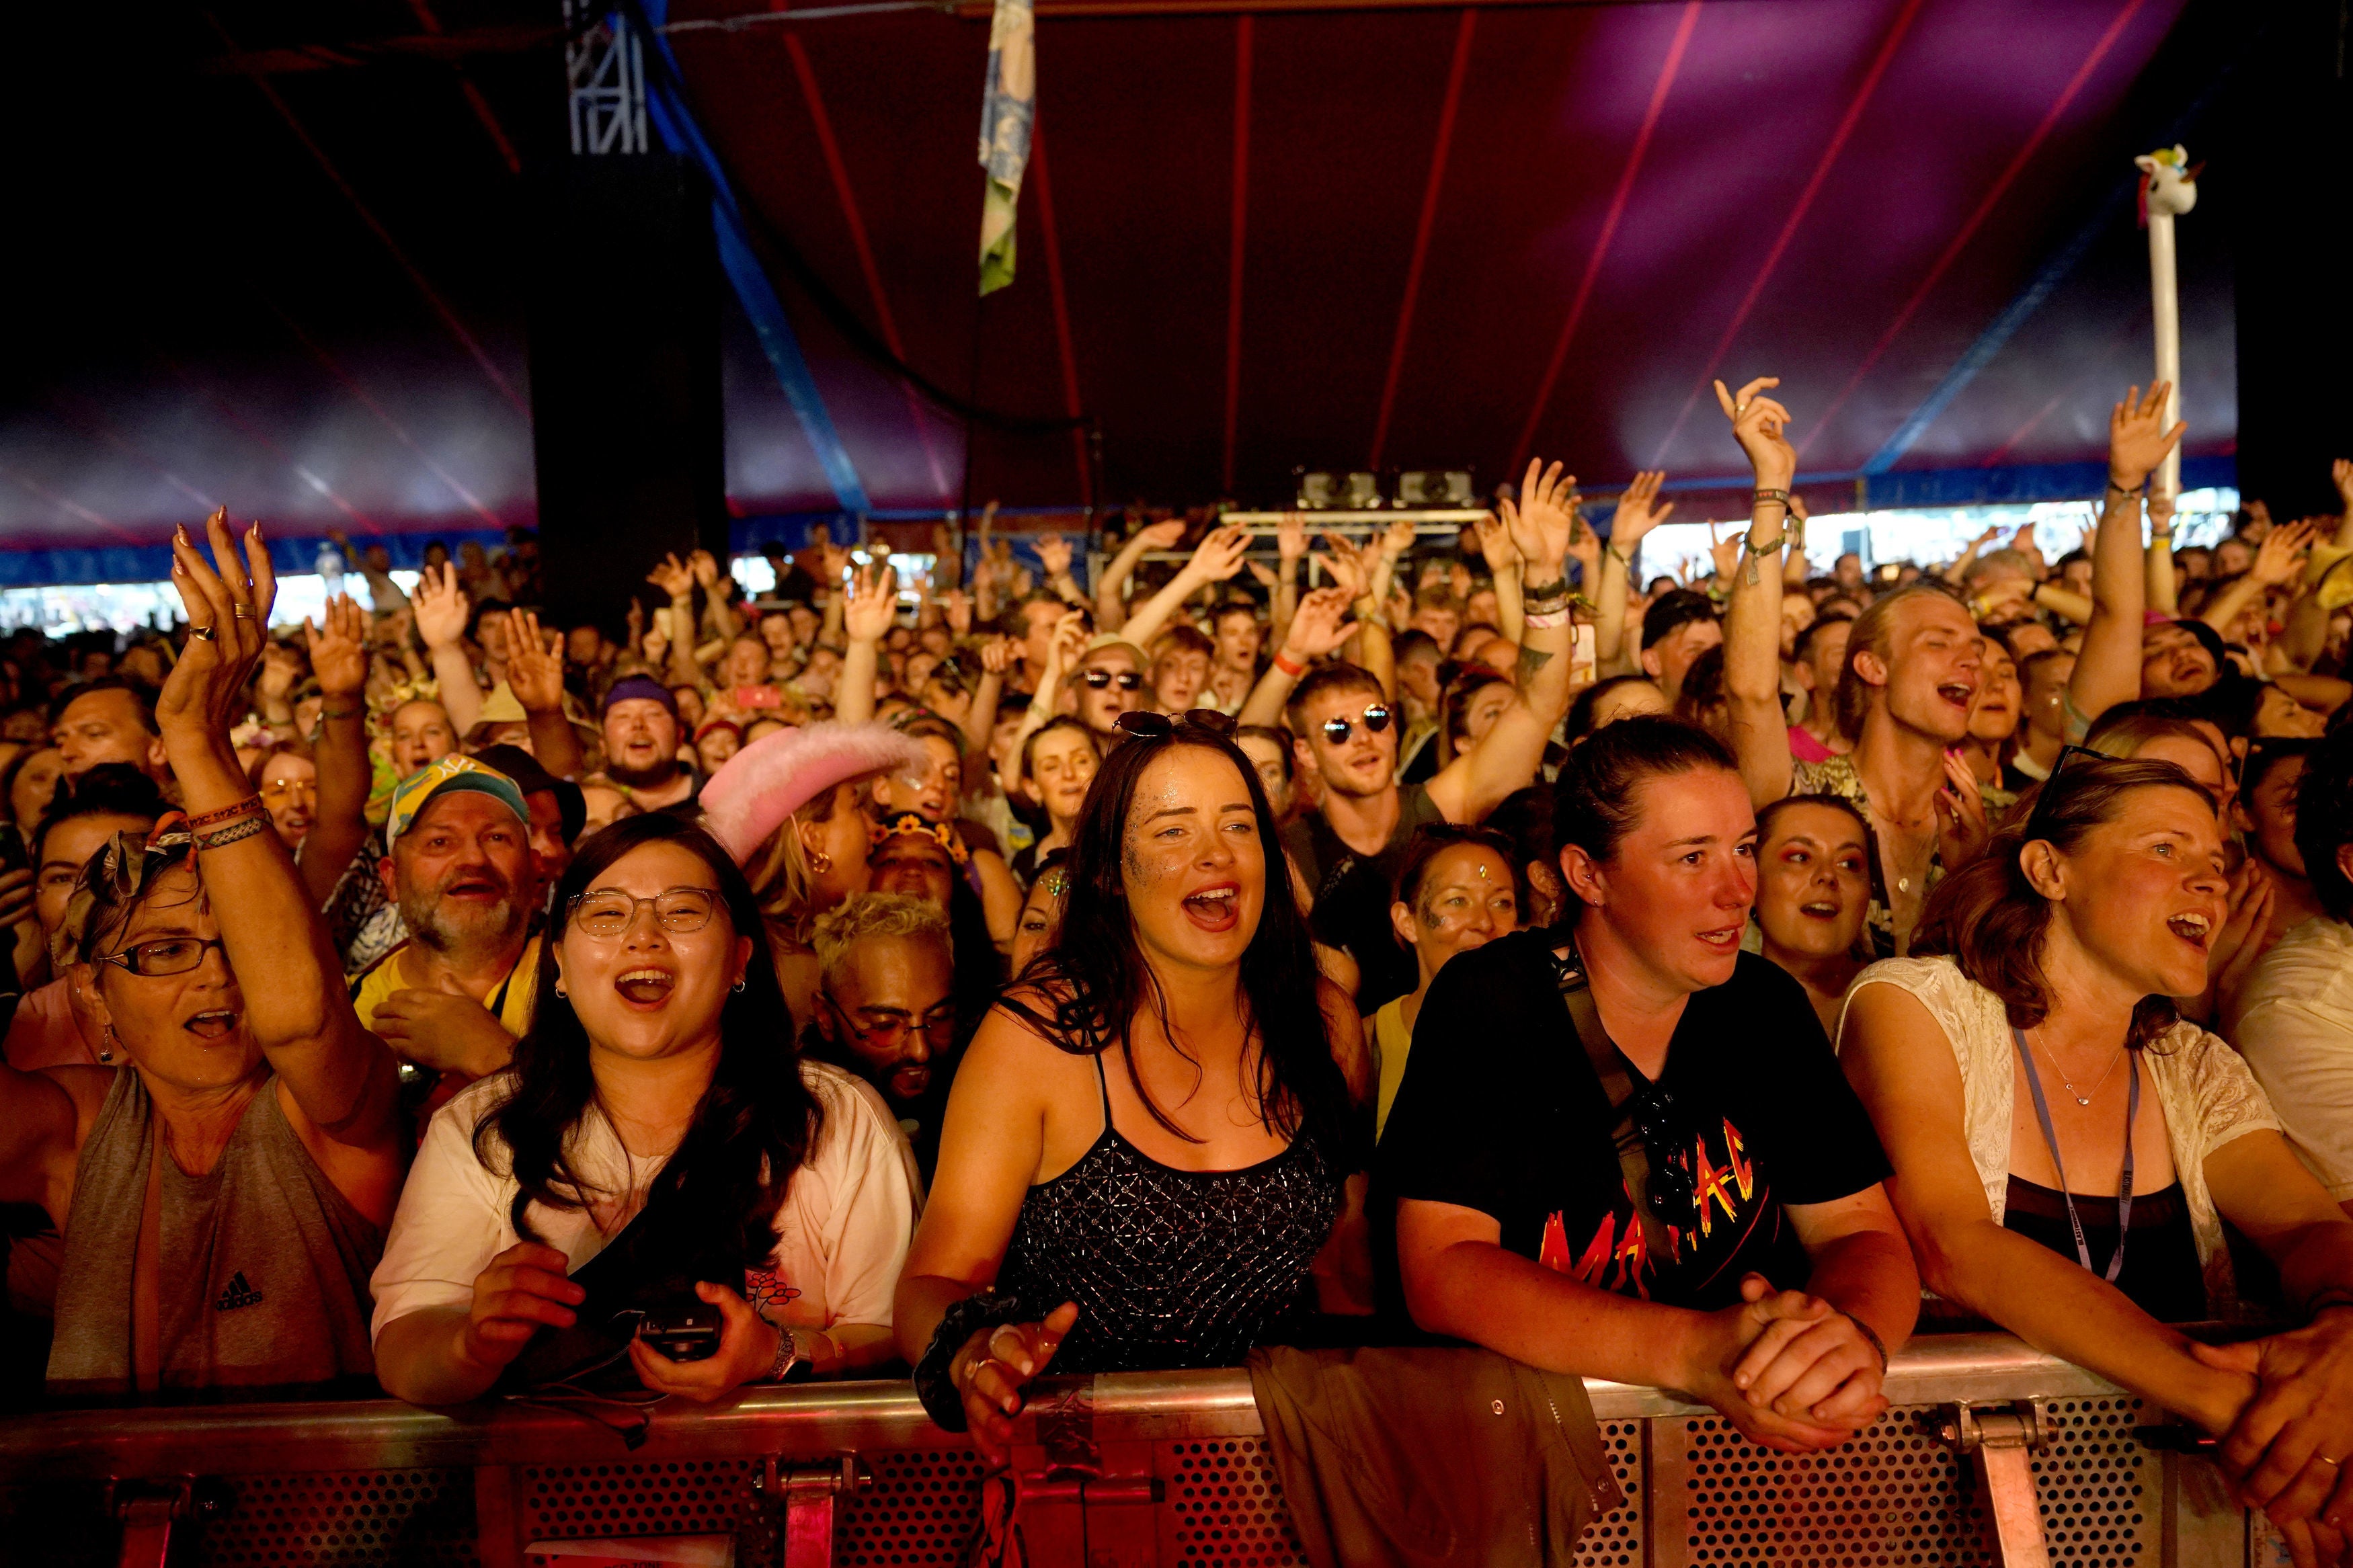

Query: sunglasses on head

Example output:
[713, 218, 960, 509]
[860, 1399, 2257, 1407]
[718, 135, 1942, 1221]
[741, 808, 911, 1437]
[1081, 668, 1144, 690]
[1322, 704, 1393, 744]
[2021, 744, 2106, 843]
[1115, 708, 1238, 740]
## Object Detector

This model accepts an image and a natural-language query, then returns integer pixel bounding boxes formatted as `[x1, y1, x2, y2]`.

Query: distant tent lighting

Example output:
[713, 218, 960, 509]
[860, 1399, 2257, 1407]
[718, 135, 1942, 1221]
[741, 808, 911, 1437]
[1397, 470, 1474, 507]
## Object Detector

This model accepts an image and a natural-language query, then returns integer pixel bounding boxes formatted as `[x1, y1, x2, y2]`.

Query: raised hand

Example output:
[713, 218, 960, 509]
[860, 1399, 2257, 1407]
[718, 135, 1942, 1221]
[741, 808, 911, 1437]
[1277, 511, 1308, 565]
[1316, 531, 1371, 596]
[1501, 459, 1576, 576]
[305, 593, 370, 701]
[161, 508, 280, 741]
[1611, 470, 1676, 552]
[1280, 585, 1359, 661]
[1475, 513, 1521, 575]
[1043, 608, 1090, 680]
[1933, 751, 1991, 871]
[942, 589, 974, 638]
[1382, 518, 1418, 560]
[647, 552, 696, 599]
[412, 563, 470, 652]
[979, 636, 1015, 676]
[2207, 860, 2276, 1025]
[2108, 382, 2186, 493]
[1036, 533, 1074, 580]
[1714, 377, 1797, 489]
[843, 560, 900, 645]
[506, 608, 567, 714]
[2335, 458, 2353, 514]
[257, 640, 303, 702]
[1182, 525, 1252, 587]
[1135, 518, 1187, 554]
[689, 549, 723, 590]
[1246, 560, 1279, 589]
[2252, 521, 2319, 588]
[1709, 524, 1742, 584]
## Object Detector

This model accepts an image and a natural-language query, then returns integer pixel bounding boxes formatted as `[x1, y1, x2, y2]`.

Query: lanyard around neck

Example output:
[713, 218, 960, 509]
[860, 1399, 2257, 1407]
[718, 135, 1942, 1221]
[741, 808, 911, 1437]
[2011, 1027, 2140, 1284]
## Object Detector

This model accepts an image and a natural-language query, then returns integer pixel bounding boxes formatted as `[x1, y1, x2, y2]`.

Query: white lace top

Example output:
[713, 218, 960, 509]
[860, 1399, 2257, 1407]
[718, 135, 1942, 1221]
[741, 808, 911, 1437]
[1837, 956, 2281, 1314]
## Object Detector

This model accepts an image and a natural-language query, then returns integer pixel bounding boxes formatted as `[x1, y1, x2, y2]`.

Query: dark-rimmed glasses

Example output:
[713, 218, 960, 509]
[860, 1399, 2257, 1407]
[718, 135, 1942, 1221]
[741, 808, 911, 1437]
[1080, 669, 1144, 691]
[95, 935, 228, 979]
[1115, 709, 1238, 740]
[1320, 704, 1392, 745]
[822, 991, 956, 1052]
[567, 886, 721, 938]
[2020, 744, 2106, 842]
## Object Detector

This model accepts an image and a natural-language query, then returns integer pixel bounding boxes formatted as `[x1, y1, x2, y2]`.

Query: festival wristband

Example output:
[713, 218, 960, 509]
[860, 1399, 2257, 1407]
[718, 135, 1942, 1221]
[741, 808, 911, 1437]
[196, 815, 272, 852]
[1523, 608, 1573, 629]
[1272, 651, 1306, 678]
[1752, 488, 1791, 505]
[2106, 479, 2142, 501]
[321, 704, 364, 721]
[1519, 577, 1570, 603]
[183, 795, 266, 830]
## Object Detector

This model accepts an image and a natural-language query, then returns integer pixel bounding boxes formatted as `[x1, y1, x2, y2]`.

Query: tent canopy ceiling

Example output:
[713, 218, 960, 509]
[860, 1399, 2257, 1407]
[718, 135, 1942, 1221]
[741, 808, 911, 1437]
[1, 0, 2245, 565]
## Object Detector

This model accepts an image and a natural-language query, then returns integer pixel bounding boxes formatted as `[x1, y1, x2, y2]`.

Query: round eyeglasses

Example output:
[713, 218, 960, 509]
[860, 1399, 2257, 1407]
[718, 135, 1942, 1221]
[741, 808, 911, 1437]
[567, 886, 721, 938]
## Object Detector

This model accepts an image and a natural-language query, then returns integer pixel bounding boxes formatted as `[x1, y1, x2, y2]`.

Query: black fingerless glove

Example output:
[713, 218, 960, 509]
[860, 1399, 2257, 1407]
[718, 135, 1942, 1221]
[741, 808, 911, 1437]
[913, 1290, 1033, 1433]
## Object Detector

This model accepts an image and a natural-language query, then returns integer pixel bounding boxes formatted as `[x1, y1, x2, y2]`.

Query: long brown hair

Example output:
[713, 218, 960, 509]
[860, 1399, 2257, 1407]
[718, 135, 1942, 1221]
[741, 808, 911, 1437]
[1912, 754, 2208, 1050]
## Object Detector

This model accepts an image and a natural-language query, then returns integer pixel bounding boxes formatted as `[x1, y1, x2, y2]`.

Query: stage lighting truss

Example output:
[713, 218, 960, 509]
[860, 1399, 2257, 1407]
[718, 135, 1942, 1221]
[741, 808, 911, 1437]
[565, 1, 649, 157]
[1295, 472, 1383, 510]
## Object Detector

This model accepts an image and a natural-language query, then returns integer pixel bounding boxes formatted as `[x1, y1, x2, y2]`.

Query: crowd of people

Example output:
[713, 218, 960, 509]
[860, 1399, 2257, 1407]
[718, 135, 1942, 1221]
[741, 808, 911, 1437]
[7, 374, 2353, 1558]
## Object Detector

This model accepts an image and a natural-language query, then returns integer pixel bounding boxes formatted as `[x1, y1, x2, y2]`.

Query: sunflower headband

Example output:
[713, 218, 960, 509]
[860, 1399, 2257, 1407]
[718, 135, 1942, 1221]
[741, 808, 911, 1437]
[869, 811, 970, 866]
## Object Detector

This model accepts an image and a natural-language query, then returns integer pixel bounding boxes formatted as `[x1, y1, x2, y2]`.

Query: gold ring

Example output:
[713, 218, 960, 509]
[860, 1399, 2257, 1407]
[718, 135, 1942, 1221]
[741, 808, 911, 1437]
[2322, 1455, 2343, 1468]
[231, 606, 254, 620]
[190, 624, 218, 642]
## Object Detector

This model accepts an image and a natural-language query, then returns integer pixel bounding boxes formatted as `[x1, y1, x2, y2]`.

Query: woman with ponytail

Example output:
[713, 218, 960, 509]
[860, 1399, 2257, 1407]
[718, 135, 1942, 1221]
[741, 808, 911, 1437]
[370, 814, 920, 1405]
[1841, 750, 2353, 1555]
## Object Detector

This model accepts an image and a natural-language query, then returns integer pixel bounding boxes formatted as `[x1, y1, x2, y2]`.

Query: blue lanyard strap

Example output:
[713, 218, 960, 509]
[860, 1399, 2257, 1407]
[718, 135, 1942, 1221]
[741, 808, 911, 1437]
[2011, 1028, 2139, 1284]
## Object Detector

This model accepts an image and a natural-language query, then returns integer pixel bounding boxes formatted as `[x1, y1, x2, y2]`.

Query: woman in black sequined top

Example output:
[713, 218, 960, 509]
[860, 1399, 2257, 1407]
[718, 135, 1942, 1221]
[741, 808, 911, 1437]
[894, 710, 1371, 1462]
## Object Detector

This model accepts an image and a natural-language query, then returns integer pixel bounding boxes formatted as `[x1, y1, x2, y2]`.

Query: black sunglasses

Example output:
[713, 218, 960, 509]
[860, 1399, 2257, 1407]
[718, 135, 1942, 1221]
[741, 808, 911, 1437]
[1081, 669, 1144, 690]
[2020, 743, 2106, 843]
[1115, 708, 1238, 740]
[1321, 704, 1393, 745]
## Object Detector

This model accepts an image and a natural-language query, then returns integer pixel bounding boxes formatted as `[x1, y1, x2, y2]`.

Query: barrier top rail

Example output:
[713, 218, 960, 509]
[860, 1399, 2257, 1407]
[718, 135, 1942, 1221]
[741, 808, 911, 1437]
[0, 1331, 2125, 1483]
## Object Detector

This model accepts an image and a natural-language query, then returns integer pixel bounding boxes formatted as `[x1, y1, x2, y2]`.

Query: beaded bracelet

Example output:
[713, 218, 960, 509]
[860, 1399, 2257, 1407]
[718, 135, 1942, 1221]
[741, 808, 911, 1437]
[196, 815, 272, 852]
[184, 795, 266, 831]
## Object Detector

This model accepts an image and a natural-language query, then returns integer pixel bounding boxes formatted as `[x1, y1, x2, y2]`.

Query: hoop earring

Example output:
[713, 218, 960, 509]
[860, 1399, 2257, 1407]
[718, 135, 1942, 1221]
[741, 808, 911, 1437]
[733, 977, 747, 994]
[554, 981, 567, 999]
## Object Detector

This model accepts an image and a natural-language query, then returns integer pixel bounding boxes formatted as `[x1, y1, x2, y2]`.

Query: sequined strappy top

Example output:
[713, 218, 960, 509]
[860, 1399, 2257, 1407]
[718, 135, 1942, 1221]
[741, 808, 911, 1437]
[994, 1052, 1341, 1374]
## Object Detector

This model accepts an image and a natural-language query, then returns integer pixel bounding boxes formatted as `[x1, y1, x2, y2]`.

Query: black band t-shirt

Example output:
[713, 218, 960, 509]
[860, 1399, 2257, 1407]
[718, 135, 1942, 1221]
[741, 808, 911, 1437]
[1375, 930, 1890, 1311]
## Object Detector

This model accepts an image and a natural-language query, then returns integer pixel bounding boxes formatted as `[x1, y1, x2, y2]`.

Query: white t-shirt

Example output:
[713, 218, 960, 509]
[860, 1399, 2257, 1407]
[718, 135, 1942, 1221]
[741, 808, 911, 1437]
[2231, 916, 2353, 1199]
[370, 1060, 921, 1344]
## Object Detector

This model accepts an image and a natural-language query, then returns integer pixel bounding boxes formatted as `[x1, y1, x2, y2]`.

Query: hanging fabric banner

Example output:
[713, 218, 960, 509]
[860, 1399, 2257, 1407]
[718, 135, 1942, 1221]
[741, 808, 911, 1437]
[977, 0, 1035, 295]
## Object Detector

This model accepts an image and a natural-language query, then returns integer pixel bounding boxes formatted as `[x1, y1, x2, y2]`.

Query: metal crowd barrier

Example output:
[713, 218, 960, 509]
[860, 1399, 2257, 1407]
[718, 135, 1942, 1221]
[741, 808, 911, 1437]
[0, 1333, 2292, 1568]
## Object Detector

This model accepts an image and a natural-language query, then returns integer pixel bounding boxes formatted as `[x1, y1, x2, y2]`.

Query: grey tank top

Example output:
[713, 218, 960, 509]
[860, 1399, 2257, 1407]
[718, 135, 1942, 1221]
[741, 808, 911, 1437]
[47, 1068, 384, 1399]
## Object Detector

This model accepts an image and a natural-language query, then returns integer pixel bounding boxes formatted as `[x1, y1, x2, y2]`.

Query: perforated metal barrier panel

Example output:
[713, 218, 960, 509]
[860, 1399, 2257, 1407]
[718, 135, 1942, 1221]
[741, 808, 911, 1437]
[0, 1350, 2266, 1568]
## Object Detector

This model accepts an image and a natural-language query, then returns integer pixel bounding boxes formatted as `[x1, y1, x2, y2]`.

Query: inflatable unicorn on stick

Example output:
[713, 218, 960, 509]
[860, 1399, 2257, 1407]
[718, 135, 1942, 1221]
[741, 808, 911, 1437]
[2135, 146, 2198, 501]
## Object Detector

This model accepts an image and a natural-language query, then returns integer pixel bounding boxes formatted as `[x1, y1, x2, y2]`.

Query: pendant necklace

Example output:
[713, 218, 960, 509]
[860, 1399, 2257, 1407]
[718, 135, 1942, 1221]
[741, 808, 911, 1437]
[2031, 1030, 2126, 1108]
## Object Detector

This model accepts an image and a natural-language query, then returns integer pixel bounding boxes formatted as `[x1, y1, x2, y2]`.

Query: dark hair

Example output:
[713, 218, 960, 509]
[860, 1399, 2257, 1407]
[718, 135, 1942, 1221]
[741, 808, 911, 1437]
[1642, 589, 1717, 653]
[2018, 647, 2071, 690]
[1440, 667, 1513, 755]
[1389, 823, 1523, 950]
[1551, 715, 1739, 872]
[0, 742, 58, 827]
[48, 675, 159, 735]
[2243, 736, 2319, 798]
[36, 765, 167, 866]
[1755, 791, 1868, 844]
[1673, 645, 1728, 726]
[1792, 612, 1853, 665]
[475, 814, 822, 1268]
[1565, 675, 1659, 741]
[1283, 661, 1386, 737]
[894, 710, 967, 760]
[1392, 629, 1441, 665]
[1001, 723, 1351, 1159]
[1233, 724, 1294, 784]
[1913, 755, 2209, 1048]
[2296, 732, 2353, 923]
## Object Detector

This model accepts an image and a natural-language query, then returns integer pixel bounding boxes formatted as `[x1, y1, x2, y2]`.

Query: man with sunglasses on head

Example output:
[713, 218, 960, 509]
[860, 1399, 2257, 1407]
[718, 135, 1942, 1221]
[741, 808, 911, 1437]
[1241, 462, 1585, 1009]
[804, 891, 956, 1182]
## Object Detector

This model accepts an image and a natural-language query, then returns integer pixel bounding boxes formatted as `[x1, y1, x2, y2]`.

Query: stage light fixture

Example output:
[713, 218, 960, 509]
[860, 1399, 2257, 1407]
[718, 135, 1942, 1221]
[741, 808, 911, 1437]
[1397, 470, 1473, 507]
[1295, 471, 1382, 509]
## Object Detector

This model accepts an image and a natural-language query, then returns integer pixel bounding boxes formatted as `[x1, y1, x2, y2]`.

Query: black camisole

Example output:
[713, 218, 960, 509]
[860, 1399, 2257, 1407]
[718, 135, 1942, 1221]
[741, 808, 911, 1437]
[994, 1053, 1341, 1373]
[2003, 1175, 2206, 1323]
